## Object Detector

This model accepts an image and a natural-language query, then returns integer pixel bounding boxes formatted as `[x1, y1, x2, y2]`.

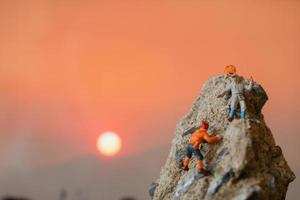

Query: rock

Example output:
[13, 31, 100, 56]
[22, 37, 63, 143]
[2, 197, 30, 200]
[207, 169, 235, 196]
[149, 182, 159, 199]
[232, 186, 262, 200]
[119, 197, 137, 200]
[152, 75, 295, 200]
[271, 145, 283, 158]
[174, 172, 199, 198]
[252, 83, 268, 113]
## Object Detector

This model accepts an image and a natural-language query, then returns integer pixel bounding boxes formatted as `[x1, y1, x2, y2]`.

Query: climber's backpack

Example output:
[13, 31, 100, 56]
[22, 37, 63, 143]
[182, 126, 199, 137]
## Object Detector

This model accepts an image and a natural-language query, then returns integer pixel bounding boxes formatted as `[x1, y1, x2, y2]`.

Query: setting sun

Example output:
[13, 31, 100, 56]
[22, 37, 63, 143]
[97, 132, 122, 156]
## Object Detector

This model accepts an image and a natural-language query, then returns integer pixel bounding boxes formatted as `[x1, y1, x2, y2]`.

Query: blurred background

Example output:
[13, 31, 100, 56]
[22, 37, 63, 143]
[0, 0, 299, 200]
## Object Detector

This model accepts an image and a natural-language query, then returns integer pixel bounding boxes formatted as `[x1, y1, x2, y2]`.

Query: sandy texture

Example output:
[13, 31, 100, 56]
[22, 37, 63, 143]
[152, 75, 295, 200]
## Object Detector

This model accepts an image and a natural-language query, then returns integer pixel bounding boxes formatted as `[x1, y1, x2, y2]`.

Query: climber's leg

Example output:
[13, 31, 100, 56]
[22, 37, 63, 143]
[183, 158, 190, 171]
[194, 148, 204, 173]
[240, 100, 247, 119]
[182, 144, 193, 171]
[197, 160, 204, 173]
[228, 95, 238, 121]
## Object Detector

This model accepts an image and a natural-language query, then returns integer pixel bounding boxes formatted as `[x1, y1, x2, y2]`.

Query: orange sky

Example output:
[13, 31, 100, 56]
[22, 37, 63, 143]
[0, 0, 300, 176]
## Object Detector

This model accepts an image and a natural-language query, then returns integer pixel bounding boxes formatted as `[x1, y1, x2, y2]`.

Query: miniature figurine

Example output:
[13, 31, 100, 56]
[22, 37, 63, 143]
[224, 65, 237, 75]
[182, 121, 222, 174]
[218, 75, 254, 121]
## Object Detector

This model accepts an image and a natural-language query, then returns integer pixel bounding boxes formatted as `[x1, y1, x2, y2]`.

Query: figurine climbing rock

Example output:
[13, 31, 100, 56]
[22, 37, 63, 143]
[224, 65, 237, 75]
[218, 75, 254, 121]
[182, 121, 222, 174]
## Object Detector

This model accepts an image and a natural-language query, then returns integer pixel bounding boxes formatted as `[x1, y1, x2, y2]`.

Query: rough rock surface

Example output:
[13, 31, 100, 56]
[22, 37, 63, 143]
[152, 75, 295, 200]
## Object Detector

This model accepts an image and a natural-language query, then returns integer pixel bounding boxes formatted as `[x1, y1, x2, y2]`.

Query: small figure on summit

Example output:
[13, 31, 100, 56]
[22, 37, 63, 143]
[218, 75, 254, 121]
[182, 121, 222, 174]
[224, 65, 237, 75]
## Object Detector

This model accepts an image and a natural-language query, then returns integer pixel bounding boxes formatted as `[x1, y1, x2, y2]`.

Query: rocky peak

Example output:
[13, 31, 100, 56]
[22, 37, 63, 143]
[151, 75, 295, 200]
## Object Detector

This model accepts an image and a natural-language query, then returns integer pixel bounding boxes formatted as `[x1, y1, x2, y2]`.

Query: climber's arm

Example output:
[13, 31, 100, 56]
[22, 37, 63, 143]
[218, 85, 231, 98]
[203, 133, 222, 143]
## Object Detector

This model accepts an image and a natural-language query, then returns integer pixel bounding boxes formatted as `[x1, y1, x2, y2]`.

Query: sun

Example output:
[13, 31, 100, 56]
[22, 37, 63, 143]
[97, 131, 122, 156]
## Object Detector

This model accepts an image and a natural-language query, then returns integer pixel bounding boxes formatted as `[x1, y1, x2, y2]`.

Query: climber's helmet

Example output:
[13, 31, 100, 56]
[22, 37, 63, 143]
[224, 65, 237, 75]
[201, 121, 209, 130]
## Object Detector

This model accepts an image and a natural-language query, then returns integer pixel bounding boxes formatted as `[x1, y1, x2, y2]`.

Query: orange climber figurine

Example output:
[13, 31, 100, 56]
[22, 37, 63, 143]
[224, 65, 237, 75]
[182, 121, 222, 174]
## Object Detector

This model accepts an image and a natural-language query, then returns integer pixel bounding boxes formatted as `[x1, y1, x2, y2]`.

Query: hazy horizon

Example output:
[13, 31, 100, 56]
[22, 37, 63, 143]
[0, 1, 299, 200]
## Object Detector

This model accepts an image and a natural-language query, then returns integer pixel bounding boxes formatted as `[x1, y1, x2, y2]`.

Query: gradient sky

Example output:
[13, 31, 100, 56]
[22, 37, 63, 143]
[0, 1, 300, 199]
